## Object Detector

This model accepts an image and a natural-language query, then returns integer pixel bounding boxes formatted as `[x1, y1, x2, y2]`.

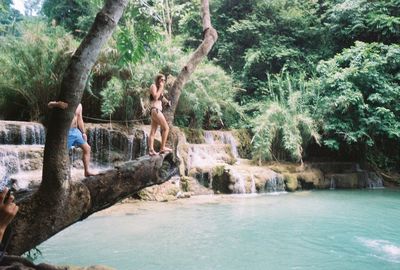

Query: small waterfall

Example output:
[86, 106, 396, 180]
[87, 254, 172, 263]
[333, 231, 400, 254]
[0, 122, 46, 145]
[201, 131, 240, 163]
[127, 136, 134, 160]
[108, 129, 113, 164]
[222, 132, 239, 159]
[140, 131, 148, 156]
[265, 174, 285, 193]
[367, 173, 384, 189]
[0, 149, 21, 174]
[204, 131, 214, 144]
[88, 127, 109, 165]
[20, 126, 27, 145]
[250, 174, 256, 193]
[330, 177, 336, 190]
[0, 128, 10, 144]
[231, 171, 246, 194]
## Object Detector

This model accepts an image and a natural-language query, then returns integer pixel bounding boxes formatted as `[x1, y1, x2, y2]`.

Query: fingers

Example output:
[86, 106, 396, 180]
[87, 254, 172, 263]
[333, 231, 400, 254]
[0, 188, 8, 205]
[5, 194, 14, 205]
[59, 101, 68, 109]
[48, 101, 68, 109]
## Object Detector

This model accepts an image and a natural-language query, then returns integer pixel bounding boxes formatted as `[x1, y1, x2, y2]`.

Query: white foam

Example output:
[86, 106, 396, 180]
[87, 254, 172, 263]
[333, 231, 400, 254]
[357, 237, 400, 263]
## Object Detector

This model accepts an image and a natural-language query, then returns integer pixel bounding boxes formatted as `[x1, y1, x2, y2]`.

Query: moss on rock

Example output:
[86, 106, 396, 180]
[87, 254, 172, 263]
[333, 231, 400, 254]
[232, 129, 252, 159]
[181, 128, 205, 144]
[283, 173, 298, 192]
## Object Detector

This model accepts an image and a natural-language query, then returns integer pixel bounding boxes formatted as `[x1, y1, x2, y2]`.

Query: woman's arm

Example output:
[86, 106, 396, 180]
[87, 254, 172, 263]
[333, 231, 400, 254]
[150, 84, 163, 100]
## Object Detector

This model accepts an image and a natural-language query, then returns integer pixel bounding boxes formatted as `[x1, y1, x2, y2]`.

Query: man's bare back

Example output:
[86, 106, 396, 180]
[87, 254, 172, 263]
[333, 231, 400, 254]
[47, 101, 95, 177]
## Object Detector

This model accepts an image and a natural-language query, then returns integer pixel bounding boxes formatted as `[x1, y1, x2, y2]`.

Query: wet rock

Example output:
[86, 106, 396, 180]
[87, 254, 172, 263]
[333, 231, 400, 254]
[0, 255, 115, 270]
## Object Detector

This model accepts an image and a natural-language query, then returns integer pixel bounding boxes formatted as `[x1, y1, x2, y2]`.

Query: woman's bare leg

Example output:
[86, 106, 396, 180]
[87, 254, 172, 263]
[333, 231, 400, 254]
[149, 112, 159, 155]
[157, 112, 171, 152]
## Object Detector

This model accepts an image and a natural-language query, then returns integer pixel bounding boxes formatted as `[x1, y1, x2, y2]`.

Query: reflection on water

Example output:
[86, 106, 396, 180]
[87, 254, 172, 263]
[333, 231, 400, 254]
[35, 190, 400, 270]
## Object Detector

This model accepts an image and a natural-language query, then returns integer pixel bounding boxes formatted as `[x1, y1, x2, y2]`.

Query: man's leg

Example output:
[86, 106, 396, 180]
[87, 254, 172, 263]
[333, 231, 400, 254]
[80, 142, 95, 177]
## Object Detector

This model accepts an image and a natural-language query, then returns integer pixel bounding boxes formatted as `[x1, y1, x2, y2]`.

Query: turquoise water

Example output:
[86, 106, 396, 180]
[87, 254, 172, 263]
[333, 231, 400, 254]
[36, 190, 400, 270]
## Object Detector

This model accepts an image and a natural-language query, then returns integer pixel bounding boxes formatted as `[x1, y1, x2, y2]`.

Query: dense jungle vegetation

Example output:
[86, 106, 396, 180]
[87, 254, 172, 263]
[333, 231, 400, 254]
[0, 0, 399, 172]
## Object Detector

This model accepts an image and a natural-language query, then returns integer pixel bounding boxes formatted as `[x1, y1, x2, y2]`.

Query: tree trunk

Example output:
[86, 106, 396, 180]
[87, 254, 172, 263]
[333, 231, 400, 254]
[163, 0, 218, 124]
[7, 0, 130, 255]
[9, 153, 177, 255]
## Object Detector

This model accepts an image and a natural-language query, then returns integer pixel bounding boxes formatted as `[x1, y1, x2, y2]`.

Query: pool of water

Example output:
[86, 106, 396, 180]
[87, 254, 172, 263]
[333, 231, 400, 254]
[35, 190, 400, 270]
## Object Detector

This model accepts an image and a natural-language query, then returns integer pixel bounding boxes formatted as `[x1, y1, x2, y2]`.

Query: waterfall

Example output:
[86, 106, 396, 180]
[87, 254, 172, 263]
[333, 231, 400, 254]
[87, 127, 113, 165]
[0, 149, 20, 174]
[140, 131, 148, 156]
[204, 131, 214, 144]
[222, 132, 239, 159]
[250, 175, 256, 193]
[265, 174, 285, 193]
[0, 128, 10, 144]
[201, 131, 240, 165]
[20, 126, 27, 145]
[108, 129, 113, 164]
[0, 122, 46, 145]
[330, 177, 336, 190]
[127, 136, 134, 160]
[367, 173, 384, 189]
[231, 171, 246, 194]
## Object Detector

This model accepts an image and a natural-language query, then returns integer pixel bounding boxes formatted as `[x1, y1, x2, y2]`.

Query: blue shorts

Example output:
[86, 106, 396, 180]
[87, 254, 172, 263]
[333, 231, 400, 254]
[67, 128, 86, 149]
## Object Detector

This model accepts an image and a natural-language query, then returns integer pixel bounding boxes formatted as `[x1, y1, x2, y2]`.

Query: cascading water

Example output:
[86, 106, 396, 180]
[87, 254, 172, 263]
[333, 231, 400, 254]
[265, 174, 285, 193]
[0, 122, 46, 182]
[140, 131, 148, 156]
[250, 175, 256, 193]
[367, 172, 384, 189]
[231, 171, 246, 194]
[221, 132, 239, 159]
[0, 121, 45, 145]
[127, 136, 135, 161]
[204, 131, 215, 144]
[330, 177, 336, 190]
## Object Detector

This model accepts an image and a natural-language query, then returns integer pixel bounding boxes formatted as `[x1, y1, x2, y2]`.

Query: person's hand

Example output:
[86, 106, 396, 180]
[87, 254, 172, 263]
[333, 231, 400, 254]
[0, 188, 18, 241]
[82, 133, 87, 142]
[48, 101, 68, 109]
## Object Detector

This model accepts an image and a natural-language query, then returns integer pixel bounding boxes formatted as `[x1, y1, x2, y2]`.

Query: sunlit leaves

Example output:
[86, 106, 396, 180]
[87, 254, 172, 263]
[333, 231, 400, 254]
[314, 42, 400, 152]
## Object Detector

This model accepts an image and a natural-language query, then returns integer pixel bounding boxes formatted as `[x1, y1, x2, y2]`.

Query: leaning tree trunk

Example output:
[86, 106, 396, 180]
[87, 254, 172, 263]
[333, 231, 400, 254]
[9, 154, 177, 255]
[7, 0, 130, 255]
[163, 0, 218, 124]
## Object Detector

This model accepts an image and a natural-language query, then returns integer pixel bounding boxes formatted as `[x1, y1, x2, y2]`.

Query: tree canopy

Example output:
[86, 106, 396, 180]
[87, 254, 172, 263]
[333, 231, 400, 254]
[0, 0, 399, 169]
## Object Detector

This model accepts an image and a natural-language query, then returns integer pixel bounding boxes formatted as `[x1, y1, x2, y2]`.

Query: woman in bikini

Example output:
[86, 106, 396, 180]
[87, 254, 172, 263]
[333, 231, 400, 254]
[148, 74, 172, 156]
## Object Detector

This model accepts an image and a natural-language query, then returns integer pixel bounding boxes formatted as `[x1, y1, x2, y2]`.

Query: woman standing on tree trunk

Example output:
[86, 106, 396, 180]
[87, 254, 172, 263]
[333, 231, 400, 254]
[148, 74, 172, 156]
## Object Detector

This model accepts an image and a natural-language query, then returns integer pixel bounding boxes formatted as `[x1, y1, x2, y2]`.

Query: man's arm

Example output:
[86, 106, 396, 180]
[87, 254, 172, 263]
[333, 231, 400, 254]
[76, 104, 87, 141]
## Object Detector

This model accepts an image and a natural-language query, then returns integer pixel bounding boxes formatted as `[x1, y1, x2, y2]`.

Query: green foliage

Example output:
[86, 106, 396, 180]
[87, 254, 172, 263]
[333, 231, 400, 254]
[0, 21, 77, 120]
[42, 0, 99, 36]
[212, 0, 331, 96]
[250, 72, 319, 163]
[313, 42, 400, 164]
[100, 77, 124, 120]
[0, 0, 23, 35]
[175, 61, 244, 129]
[115, 3, 161, 67]
[325, 0, 400, 49]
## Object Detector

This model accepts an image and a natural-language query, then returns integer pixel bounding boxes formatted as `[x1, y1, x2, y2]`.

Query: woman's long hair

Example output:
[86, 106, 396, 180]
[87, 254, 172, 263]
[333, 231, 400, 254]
[154, 74, 165, 89]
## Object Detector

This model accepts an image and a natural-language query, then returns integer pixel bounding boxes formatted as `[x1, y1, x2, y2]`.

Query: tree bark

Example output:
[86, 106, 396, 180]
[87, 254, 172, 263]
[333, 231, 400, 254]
[8, 153, 177, 255]
[163, 0, 218, 124]
[6, 0, 130, 256]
